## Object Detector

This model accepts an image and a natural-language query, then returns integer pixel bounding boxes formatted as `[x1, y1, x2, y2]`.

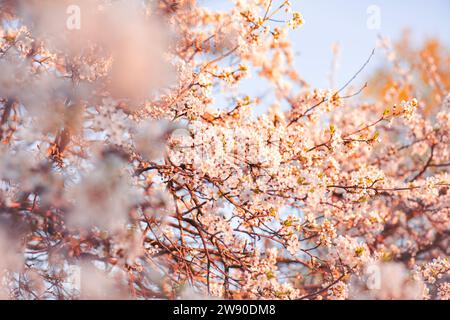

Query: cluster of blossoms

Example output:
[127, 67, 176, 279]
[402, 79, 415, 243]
[437, 282, 450, 300]
[0, 0, 448, 300]
[415, 258, 450, 285]
[287, 11, 305, 30]
[242, 248, 299, 299]
[330, 235, 371, 269]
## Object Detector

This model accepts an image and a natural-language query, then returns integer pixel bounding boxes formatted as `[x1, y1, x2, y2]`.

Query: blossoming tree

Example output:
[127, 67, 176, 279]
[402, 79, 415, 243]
[0, 0, 448, 300]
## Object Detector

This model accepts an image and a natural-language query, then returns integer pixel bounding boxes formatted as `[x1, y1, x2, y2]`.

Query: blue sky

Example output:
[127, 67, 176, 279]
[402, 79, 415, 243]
[288, 0, 450, 88]
[201, 0, 449, 103]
